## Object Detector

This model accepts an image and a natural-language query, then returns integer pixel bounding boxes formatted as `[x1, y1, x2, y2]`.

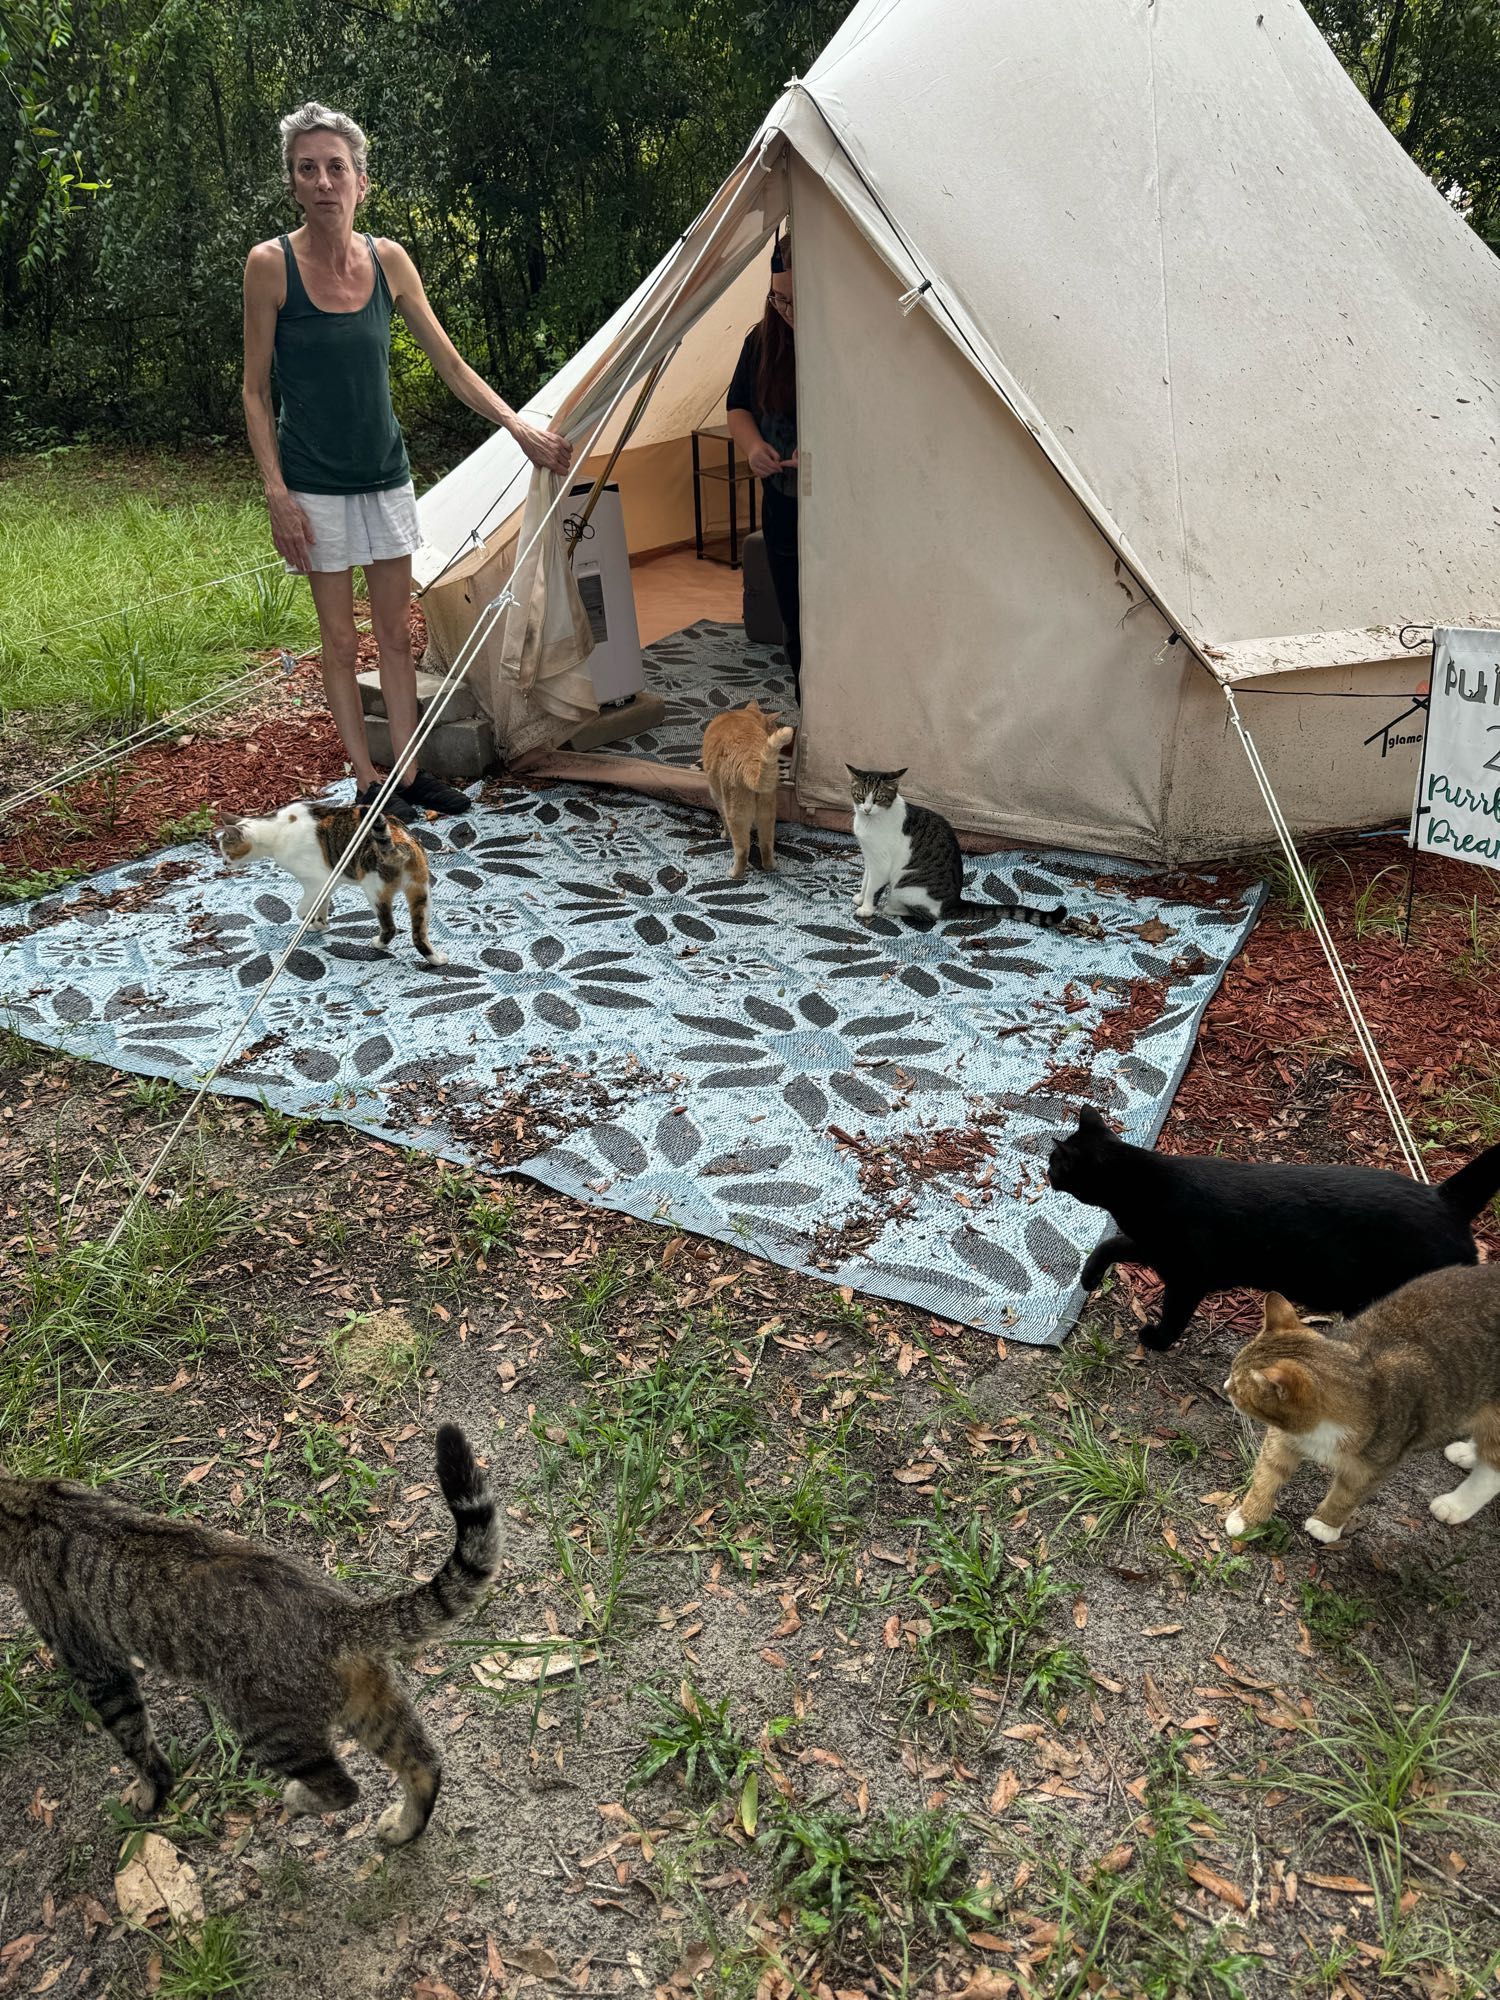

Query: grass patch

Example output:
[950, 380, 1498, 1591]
[531, 1337, 765, 1636]
[1261, 1651, 1500, 1895]
[158, 1913, 258, 1998]
[1298, 1576, 1374, 1649]
[1006, 1733, 1257, 2000]
[266, 1420, 394, 1540]
[766, 1801, 995, 1962]
[0, 457, 319, 731]
[3, 1170, 238, 1473]
[0, 861, 86, 903]
[1028, 1404, 1180, 1542]
[631, 1679, 792, 1833]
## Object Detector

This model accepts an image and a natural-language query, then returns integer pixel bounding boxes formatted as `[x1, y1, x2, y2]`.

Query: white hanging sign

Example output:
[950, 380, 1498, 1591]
[1410, 628, 1500, 870]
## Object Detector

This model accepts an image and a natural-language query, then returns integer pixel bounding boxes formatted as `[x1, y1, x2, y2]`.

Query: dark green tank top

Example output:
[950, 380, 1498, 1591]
[274, 232, 411, 495]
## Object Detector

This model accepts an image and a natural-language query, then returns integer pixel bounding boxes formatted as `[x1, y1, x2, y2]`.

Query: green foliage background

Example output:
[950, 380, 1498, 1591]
[0, 0, 1496, 455]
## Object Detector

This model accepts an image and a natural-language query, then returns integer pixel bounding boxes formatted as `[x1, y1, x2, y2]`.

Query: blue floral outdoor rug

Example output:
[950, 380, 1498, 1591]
[594, 620, 799, 770]
[0, 784, 1261, 1343]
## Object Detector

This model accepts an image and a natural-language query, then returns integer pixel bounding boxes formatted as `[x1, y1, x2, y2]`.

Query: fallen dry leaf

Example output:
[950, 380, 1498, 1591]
[892, 1462, 937, 1484]
[471, 1637, 598, 1686]
[508, 1943, 561, 1979]
[411, 1981, 463, 2000]
[1302, 1871, 1374, 1895]
[114, 1835, 204, 1933]
[1186, 1860, 1247, 1911]
[954, 1973, 1014, 2000]
[988, 1767, 1020, 1814]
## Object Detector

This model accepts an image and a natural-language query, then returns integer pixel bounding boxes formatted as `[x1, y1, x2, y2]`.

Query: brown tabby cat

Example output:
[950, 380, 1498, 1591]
[0, 1425, 496, 1843]
[1224, 1274, 1500, 1545]
[216, 800, 444, 962]
[702, 699, 794, 882]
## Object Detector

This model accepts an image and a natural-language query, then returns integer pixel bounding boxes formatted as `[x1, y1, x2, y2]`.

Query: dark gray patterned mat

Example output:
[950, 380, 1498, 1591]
[1, 785, 1262, 1343]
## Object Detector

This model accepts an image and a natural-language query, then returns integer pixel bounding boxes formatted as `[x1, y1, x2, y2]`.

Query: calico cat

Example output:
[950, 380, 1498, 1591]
[1224, 1277, 1500, 1544]
[1049, 1105, 1500, 1350]
[702, 699, 793, 882]
[844, 767, 1066, 929]
[0, 1425, 496, 1844]
[216, 801, 444, 962]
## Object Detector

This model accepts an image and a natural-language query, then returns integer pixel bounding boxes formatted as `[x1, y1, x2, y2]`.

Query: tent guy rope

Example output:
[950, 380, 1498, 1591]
[1222, 683, 1429, 1183]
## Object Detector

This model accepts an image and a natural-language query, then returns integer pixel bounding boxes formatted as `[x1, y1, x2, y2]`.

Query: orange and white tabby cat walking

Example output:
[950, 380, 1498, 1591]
[701, 700, 793, 883]
[1223, 1271, 1500, 1545]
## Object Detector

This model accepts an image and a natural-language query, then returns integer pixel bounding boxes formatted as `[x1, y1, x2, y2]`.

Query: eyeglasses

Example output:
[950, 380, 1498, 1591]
[766, 291, 794, 317]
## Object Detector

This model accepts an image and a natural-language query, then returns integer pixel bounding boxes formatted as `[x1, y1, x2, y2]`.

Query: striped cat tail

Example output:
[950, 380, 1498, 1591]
[953, 898, 1068, 929]
[356, 1426, 499, 1652]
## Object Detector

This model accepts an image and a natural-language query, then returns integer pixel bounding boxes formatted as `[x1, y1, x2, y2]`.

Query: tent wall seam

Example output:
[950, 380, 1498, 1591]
[1144, 0, 1195, 627]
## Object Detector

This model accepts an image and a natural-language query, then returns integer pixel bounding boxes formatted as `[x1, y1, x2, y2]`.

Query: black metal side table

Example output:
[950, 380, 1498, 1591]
[691, 425, 759, 567]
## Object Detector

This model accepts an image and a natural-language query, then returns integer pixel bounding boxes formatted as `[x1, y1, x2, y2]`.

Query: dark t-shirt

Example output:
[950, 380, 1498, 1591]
[727, 328, 797, 500]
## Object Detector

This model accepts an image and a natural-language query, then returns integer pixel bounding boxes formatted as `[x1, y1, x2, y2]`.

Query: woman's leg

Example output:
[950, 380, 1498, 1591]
[365, 555, 418, 786]
[307, 569, 376, 787]
[760, 488, 801, 704]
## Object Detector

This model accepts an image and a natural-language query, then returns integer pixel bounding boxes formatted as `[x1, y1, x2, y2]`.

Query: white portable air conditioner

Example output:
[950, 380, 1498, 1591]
[566, 482, 644, 707]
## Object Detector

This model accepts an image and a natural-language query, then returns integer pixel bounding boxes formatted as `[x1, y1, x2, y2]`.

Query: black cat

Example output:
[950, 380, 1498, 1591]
[1048, 1106, 1500, 1351]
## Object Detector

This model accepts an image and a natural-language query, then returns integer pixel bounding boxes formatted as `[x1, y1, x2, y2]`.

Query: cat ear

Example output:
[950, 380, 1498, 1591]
[1076, 1105, 1109, 1135]
[1253, 1360, 1312, 1403]
[890, 769, 908, 782]
[1261, 1293, 1304, 1336]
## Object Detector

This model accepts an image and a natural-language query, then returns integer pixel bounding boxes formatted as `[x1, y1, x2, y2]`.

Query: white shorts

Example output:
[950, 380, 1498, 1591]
[286, 481, 421, 574]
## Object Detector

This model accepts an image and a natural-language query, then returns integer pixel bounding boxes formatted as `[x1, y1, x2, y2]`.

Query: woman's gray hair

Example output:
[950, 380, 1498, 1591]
[279, 102, 368, 185]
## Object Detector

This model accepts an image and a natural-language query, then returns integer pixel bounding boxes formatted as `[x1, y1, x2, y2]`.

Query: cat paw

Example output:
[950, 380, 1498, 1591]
[1135, 1322, 1177, 1353]
[853, 904, 877, 921]
[376, 1801, 423, 1847]
[122, 1772, 167, 1814]
[1445, 1438, 1478, 1469]
[1079, 1250, 1114, 1292]
[282, 1779, 321, 1817]
[423, 949, 448, 966]
[1430, 1487, 1477, 1525]
[1304, 1516, 1342, 1544]
[1224, 1508, 1248, 1538]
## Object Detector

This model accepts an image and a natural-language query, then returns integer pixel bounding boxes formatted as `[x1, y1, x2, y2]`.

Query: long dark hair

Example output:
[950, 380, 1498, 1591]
[755, 301, 795, 415]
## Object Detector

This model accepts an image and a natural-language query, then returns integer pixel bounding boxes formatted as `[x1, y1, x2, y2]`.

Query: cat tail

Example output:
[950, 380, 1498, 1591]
[759, 726, 795, 783]
[1437, 1140, 1500, 1221]
[354, 1426, 499, 1652]
[952, 897, 1068, 929]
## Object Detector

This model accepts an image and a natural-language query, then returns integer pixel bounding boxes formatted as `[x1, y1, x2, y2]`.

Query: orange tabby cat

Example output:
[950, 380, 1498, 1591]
[701, 700, 793, 883]
[1223, 1276, 1500, 1545]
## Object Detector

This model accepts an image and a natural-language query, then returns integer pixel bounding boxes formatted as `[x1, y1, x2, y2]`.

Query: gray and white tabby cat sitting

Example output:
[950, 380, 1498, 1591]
[846, 767, 1066, 930]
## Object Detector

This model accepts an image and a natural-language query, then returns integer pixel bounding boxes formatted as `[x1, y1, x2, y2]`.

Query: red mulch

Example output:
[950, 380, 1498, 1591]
[0, 606, 429, 883]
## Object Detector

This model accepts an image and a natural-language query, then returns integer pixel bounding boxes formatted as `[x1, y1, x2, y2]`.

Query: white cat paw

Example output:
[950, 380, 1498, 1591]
[1224, 1508, 1248, 1538]
[424, 949, 448, 966]
[854, 904, 877, 920]
[1304, 1516, 1342, 1544]
[376, 1801, 421, 1847]
[1445, 1438, 1478, 1469]
[1429, 1489, 1473, 1525]
[283, 1779, 321, 1817]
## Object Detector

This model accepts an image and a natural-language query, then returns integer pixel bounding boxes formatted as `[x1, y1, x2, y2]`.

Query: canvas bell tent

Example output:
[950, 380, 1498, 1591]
[413, 0, 1500, 865]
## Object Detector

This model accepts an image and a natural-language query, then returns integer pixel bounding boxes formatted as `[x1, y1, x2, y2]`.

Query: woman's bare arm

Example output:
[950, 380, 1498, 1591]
[378, 239, 572, 475]
[242, 242, 314, 571]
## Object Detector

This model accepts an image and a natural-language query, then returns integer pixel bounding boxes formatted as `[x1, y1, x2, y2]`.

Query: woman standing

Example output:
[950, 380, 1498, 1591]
[725, 233, 800, 702]
[242, 101, 571, 819]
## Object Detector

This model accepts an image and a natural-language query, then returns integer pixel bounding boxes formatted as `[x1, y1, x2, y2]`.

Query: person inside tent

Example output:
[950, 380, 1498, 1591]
[242, 100, 571, 821]
[725, 230, 800, 704]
